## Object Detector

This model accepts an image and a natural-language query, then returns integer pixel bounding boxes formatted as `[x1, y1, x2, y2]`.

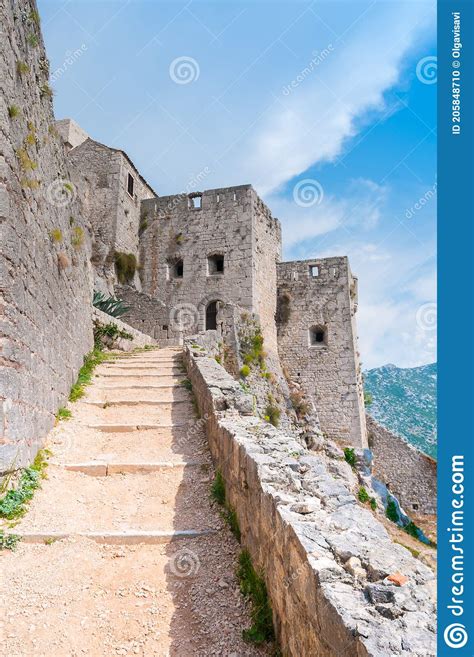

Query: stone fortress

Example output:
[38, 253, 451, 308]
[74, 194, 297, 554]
[57, 118, 367, 449]
[0, 3, 437, 654]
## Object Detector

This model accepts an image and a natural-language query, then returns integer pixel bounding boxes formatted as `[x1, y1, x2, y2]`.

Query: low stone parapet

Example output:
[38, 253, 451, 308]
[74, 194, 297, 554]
[92, 308, 157, 351]
[184, 344, 436, 657]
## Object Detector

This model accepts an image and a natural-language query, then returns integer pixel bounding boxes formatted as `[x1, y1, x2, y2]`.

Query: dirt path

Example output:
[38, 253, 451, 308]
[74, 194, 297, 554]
[0, 349, 269, 657]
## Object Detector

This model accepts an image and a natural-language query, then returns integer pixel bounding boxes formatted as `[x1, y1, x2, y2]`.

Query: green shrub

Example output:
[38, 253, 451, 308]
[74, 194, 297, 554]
[370, 497, 377, 511]
[240, 365, 250, 378]
[27, 33, 39, 47]
[358, 486, 370, 503]
[237, 550, 275, 644]
[8, 105, 20, 119]
[364, 391, 373, 406]
[114, 252, 137, 284]
[386, 497, 400, 523]
[265, 404, 280, 427]
[92, 291, 130, 318]
[180, 378, 193, 392]
[94, 322, 132, 348]
[343, 447, 356, 468]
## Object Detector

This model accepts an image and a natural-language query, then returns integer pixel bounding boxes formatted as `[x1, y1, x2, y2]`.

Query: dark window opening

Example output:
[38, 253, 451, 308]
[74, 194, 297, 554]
[162, 325, 168, 331]
[208, 254, 224, 275]
[206, 301, 218, 330]
[309, 326, 327, 346]
[127, 173, 134, 197]
[174, 260, 184, 278]
[309, 265, 319, 277]
[412, 503, 419, 511]
[189, 193, 202, 209]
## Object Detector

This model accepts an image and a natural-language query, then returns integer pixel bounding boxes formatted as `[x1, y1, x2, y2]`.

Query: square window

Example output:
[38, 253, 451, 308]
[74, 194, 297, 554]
[208, 254, 224, 275]
[309, 326, 327, 346]
[309, 265, 319, 277]
[189, 194, 202, 209]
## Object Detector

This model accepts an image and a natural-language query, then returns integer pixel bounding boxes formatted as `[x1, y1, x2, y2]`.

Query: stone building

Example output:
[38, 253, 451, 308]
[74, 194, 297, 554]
[55, 122, 367, 446]
[59, 119, 156, 293]
[276, 257, 366, 446]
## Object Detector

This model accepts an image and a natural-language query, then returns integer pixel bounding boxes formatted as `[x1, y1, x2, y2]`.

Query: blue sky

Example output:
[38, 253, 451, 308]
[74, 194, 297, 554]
[38, 0, 437, 369]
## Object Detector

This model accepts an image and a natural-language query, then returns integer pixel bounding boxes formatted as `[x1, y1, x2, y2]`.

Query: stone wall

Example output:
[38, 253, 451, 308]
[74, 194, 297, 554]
[367, 416, 437, 516]
[114, 284, 173, 344]
[184, 343, 436, 657]
[66, 137, 155, 293]
[0, 0, 93, 472]
[92, 308, 157, 351]
[276, 257, 367, 447]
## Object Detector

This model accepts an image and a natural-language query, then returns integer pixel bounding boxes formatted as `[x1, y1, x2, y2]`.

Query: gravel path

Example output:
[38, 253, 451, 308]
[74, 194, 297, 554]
[0, 349, 270, 656]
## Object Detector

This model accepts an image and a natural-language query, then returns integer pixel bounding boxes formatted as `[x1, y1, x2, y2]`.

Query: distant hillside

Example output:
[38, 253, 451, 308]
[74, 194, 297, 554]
[364, 363, 437, 458]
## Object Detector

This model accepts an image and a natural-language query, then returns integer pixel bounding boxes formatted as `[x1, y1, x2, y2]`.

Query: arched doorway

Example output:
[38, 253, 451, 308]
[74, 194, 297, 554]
[205, 301, 218, 330]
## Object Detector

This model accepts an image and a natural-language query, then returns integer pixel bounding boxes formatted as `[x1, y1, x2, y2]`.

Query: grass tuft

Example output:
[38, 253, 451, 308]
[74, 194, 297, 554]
[211, 470, 226, 505]
[56, 407, 71, 421]
[343, 447, 356, 468]
[0, 530, 20, 550]
[8, 105, 21, 119]
[237, 550, 275, 644]
[69, 349, 116, 402]
[0, 450, 50, 520]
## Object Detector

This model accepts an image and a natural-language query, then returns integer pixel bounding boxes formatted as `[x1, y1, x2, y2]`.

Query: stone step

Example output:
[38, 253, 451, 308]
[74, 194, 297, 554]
[14, 469, 217, 535]
[95, 373, 184, 381]
[88, 423, 185, 432]
[49, 426, 209, 464]
[18, 529, 216, 545]
[83, 399, 189, 407]
[61, 460, 203, 475]
[79, 401, 195, 425]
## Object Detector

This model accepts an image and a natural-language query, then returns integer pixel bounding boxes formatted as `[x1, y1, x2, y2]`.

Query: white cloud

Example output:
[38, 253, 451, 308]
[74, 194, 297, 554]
[237, 2, 435, 195]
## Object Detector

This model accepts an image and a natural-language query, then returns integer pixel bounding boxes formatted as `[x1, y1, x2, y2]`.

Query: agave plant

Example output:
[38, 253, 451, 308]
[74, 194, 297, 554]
[92, 291, 130, 318]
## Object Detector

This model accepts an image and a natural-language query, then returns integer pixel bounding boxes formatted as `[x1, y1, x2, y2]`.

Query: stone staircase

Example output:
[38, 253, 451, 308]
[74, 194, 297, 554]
[14, 348, 217, 544]
[0, 348, 267, 656]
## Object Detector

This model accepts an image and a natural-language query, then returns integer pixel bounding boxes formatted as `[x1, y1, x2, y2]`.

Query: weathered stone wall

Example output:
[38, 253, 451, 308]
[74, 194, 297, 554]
[55, 118, 88, 151]
[66, 137, 154, 293]
[276, 257, 367, 447]
[0, 0, 93, 472]
[92, 308, 157, 351]
[184, 343, 436, 657]
[114, 284, 173, 344]
[139, 185, 282, 350]
[251, 193, 281, 357]
[367, 416, 437, 515]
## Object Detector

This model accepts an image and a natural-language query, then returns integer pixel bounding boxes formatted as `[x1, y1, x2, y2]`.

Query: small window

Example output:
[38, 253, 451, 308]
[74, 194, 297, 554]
[189, 193, 202, 209]
[173, 259, 183, 278]
[309, 265, 319, 277]
[208, 254, 224, 275]
[127, 173, 134, 197]
[412, 503, 419, 511]
[329, 267, 337, 277]
[216, 193, 220, 203]
[309, 326, 327, 346]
